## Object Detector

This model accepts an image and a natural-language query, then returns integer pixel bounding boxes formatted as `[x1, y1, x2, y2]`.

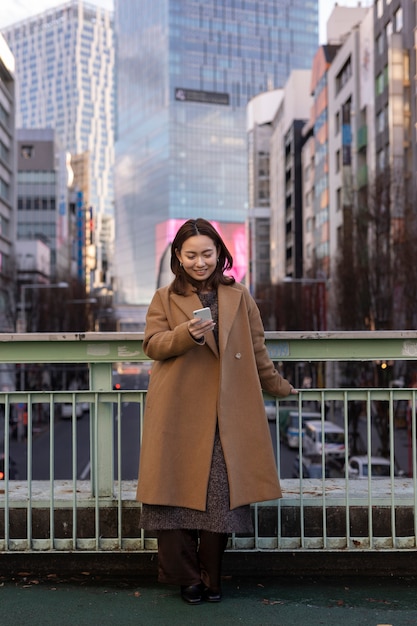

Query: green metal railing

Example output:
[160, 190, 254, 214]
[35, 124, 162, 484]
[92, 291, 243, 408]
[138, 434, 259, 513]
[1, 330, 417, 553]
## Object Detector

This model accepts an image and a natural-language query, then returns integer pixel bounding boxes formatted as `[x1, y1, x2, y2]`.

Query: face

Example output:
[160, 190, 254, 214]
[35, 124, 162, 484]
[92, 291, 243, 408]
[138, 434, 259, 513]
[176, 234, 218, 284]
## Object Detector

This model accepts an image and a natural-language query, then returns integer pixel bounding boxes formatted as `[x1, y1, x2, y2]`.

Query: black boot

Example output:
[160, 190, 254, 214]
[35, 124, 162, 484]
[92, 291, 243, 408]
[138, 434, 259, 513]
[201, 586, 222, 602]
[180, 584, 203, 605]
[198, 531, 228, 602]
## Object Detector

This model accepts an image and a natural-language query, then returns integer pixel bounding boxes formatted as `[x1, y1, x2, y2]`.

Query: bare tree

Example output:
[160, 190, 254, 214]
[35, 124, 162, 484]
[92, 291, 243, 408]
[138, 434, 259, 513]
[333, 164, 417, 459]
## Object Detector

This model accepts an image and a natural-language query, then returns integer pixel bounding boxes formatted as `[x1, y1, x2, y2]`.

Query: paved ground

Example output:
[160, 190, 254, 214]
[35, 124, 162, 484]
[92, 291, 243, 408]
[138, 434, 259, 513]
[1, 573, 417, 625]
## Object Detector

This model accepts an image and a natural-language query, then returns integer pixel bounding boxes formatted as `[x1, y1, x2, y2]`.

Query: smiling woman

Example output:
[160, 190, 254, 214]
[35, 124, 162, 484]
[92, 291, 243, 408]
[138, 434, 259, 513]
[136, 218, 297, 605]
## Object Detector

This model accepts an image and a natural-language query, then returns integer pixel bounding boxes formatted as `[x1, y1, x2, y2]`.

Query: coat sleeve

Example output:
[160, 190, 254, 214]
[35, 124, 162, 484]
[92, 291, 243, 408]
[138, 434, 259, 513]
[244, 288, 293, 398]
[143, 290, 204, 360]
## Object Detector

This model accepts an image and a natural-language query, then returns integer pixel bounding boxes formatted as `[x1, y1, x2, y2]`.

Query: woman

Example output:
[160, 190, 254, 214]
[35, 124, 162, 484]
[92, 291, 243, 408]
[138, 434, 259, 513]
[137, 218, 297, 605]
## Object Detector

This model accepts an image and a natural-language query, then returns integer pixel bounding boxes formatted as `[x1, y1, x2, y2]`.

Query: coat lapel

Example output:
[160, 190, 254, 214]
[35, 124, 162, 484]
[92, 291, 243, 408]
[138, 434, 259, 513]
[218, 283, 242, 355]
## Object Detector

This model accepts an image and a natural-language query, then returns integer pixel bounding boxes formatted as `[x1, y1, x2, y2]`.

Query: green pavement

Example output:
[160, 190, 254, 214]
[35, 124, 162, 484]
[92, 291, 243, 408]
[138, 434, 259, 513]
[1, 573, 417, 625]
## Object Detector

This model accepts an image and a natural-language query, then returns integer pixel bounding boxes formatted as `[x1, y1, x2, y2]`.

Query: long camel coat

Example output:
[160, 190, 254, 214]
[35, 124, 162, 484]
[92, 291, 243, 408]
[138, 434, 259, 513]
[136, 281, 292, 511]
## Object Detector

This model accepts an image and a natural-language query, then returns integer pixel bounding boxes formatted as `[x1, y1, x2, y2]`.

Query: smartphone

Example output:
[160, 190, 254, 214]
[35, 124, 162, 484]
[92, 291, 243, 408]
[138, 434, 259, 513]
[193, 307, 213, 321]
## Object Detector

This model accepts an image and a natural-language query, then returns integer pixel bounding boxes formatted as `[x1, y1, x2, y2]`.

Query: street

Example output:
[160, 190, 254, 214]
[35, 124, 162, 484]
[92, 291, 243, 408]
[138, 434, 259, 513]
[3, 389, 412, 482]
[8, 402, 142, 482]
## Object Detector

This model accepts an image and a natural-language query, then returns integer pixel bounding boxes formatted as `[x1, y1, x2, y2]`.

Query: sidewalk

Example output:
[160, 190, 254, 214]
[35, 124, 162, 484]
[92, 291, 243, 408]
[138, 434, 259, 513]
[1, 573, 417, 625]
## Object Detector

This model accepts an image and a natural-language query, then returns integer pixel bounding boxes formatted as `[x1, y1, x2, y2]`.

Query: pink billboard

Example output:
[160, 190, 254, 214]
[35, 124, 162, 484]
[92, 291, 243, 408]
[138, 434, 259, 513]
[155, 219, 247, 287]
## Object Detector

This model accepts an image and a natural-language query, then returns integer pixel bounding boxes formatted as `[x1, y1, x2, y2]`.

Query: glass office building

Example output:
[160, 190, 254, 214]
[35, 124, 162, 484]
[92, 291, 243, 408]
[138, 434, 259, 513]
[114, 0, 318, 304]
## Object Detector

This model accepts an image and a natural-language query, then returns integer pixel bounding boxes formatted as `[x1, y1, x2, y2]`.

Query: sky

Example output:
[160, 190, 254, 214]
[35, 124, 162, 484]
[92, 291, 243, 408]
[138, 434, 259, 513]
[0, 1, 368, 44]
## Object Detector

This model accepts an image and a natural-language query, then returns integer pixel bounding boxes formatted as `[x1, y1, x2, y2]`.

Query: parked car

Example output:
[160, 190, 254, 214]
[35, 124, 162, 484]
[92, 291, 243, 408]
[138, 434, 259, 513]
[0, 453, 18, 480]
[347, 455, 404, 479]
[292, 454, 344, 479]
[285, 410, 321, 448]
[303, 420, 345, 459]
[292, 454, 329, 478]
[264, 400, 277, 421]
[60, 403, 83, 420]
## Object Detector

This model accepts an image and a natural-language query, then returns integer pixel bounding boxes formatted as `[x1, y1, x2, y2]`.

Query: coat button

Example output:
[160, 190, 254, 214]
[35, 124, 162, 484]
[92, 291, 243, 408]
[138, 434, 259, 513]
[235, 353, 241, 359]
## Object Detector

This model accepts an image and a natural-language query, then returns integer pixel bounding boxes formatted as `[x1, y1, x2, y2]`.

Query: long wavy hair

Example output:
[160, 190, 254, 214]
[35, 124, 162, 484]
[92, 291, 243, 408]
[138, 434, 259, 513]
[170, 218, 235, 295]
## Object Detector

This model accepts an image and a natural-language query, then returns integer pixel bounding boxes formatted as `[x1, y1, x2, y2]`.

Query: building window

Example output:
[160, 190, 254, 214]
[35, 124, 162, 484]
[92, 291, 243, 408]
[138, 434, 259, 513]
[377, 109, 385, 133]
[21, 145, 34, 159]
[376, 33, 383, 56]
[336, 149, 341, 173]
[377, 149, 385, 171]
[0, 177, 9, 201]
[376, 72, 385, 96]
[336, 57, 352, 94]
[337, 225, 343, 249]
[336, 187, 342, 211]
[335, 110, 340, 135]
[394, 8, 403, 33]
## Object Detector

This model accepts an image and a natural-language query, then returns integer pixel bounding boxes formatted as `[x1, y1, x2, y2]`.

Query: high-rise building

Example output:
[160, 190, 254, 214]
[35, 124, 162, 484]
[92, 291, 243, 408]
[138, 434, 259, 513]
[270, 69, 313, 282]
[3, 0, 115, 290]
[0, 33, 16, 333]
[247, 89, 283, 294]
[114, 0, 318, 305]
[16, 128, 71, 279]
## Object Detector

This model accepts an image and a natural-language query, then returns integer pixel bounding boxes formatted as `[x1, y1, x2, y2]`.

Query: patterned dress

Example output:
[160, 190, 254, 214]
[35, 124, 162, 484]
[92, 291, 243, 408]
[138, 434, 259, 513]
[140, 290, 253, 533]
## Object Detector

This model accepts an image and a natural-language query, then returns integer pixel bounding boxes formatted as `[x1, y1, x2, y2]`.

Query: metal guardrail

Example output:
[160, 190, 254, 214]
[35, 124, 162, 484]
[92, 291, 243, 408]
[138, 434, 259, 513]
[1, 331, 417, 553]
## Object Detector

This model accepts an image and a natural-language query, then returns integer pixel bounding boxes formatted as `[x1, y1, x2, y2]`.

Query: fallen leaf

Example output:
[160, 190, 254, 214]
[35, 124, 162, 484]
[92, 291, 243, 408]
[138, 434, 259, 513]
[262, 599, 284, 605]
[366, 598, 392, 605]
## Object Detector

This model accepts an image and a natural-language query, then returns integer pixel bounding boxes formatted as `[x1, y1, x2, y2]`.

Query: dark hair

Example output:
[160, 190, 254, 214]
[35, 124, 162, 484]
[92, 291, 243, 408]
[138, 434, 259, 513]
[170, 218, 235, 294]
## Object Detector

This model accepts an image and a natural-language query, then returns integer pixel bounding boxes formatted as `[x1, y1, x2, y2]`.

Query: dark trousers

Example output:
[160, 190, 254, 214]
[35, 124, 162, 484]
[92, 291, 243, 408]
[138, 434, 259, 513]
[157, 529, 228, 590]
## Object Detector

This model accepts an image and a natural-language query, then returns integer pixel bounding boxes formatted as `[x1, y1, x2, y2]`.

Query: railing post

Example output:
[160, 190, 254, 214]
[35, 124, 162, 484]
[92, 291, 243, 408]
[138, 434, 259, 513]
[90, 362, 114, 497]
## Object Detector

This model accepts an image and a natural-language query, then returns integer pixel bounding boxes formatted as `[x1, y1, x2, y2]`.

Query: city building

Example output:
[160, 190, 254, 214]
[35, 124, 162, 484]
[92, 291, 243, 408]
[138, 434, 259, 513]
[0, 33, 16, 333]
[305, 6, 369, 282]
[301, 119, 315, 278]
[16, 128, 72, 280]
[326, 14, 371, 330]
[114, 0, 318, 306]
[269, 69, 313, 283]
[246, 89, 283, 294]
[369, 0, 415, 329]
[3, 0, 115, 292]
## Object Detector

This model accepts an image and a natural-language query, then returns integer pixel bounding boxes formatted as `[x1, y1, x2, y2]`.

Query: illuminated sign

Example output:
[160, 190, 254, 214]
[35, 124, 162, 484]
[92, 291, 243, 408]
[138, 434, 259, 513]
[175, 88, 229, 106]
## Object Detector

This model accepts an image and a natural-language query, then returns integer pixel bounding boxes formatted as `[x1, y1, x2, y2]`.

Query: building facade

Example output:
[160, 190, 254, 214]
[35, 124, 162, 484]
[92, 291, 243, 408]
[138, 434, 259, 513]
[246, 89, 282, 295]
[371, 0, 415, 329]
[16, 128, 72, 280]
[269, 69, 313, 283]
[114, 0, 318, 305]
[0, 34, 16, 333]
[3, 0, 115, 291]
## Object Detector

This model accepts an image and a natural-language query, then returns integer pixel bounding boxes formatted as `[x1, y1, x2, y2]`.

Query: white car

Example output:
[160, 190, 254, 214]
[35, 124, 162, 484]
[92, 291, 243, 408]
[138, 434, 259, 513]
[60, 402, 83, 419]
[347, 455, 403, 479]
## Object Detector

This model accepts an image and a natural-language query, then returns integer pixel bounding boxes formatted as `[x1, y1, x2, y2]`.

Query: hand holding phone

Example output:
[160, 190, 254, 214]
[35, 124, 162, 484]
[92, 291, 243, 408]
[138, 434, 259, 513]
[193, 307, 213, 321]
[189, 306, 214, 340]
